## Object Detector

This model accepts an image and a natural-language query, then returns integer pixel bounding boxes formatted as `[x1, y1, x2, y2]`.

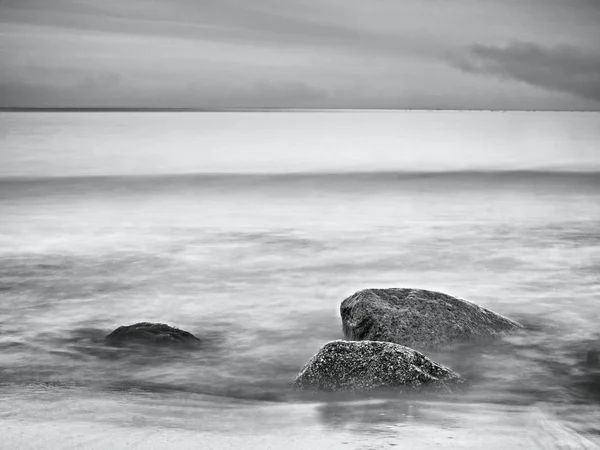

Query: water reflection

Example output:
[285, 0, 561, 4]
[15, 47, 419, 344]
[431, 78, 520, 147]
[318, 399, 426, 430]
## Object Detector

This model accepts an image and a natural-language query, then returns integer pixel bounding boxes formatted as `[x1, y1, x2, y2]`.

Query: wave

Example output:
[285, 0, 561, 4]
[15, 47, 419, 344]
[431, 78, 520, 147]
[1, 169, 598, 197]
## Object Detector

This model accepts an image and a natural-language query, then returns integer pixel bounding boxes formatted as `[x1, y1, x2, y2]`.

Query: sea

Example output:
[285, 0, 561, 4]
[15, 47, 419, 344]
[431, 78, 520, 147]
[0, 111, 599, 448]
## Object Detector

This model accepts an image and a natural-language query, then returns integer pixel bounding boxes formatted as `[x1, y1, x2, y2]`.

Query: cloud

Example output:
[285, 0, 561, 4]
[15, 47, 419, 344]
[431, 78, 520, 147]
[451, 41, 600, 103]
[0, 0, 445, 60]
[2, 1, 600, 110]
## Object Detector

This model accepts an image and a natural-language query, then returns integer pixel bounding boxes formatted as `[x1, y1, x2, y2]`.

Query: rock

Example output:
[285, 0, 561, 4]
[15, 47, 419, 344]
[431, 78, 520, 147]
[103, 322, 201, 347]
[341, 288, 523, 350]
[292, 340, 463, 392]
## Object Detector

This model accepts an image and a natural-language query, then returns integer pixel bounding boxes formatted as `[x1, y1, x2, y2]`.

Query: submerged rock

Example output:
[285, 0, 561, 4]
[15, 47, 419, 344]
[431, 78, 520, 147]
[104, 322, 201, 346]
[292, 340, 462, 392]
[341, 288, 523, 350]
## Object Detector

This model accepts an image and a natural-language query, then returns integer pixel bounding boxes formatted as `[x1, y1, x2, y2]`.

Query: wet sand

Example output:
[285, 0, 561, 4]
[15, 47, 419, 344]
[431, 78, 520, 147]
[2, 392, 598, 450]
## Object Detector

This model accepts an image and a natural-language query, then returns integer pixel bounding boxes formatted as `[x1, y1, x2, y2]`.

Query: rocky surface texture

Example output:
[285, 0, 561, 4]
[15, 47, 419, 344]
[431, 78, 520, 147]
[103, 322, 201, 346]
[341, 288, 523, 350]
[292, 340, 463, 392]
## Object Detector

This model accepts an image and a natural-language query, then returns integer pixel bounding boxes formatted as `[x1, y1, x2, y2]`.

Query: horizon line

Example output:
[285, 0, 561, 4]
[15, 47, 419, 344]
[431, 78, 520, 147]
[1, 168, 599, 183]
[1, 107, 599, 113]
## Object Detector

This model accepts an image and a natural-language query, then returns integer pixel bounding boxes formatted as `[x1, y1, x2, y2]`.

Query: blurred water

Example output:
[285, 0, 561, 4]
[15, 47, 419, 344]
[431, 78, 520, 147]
[1, 123, 600, 447]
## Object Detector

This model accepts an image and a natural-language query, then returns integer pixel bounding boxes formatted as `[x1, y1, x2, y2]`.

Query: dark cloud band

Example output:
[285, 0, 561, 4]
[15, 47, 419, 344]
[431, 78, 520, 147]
[452, 41, 600, 103]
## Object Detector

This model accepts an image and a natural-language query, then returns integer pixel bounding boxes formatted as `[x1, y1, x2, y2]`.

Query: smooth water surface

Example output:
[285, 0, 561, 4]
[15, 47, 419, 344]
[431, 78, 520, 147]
[0, 112, 599, 448]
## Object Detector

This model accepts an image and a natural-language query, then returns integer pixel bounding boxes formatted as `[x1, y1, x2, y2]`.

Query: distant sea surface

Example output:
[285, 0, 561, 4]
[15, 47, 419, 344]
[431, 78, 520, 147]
[0, 112, 599, 448]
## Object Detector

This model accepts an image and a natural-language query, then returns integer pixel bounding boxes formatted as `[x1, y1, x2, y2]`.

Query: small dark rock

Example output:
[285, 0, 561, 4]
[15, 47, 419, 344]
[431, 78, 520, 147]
[104, 322, 201, 347]
[292, 340, 463, 392]
[341, 288, 523, 351]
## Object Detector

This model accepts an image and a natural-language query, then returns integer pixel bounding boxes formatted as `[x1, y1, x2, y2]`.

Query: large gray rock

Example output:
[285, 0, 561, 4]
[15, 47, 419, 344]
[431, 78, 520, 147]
[341, 288, 523, 350]
[292, 340, 462, 392]
[104, 322, 201, 347]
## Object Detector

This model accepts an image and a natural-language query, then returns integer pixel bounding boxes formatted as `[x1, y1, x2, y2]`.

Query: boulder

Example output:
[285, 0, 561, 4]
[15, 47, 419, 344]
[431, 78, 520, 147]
[292, 340, 462, 392]
[341, 288, 523, 350]
[103, 322, 201, 346]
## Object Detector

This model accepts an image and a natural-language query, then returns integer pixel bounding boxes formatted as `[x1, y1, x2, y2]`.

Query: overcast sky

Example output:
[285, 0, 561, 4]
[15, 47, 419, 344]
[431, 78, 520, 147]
[1, 0, 599, 110]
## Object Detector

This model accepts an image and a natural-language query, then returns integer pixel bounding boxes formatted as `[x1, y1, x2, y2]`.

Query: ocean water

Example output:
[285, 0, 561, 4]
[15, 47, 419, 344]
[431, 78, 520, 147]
[0, 112, 599, 448]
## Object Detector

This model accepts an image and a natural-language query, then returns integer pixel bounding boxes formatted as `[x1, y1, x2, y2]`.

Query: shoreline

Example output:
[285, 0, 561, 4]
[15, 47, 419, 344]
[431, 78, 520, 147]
[1, 393, 598, 449]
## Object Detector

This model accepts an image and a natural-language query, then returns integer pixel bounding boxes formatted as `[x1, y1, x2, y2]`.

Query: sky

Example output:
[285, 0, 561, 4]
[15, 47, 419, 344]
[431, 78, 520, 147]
[1, 0, 600, 110]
